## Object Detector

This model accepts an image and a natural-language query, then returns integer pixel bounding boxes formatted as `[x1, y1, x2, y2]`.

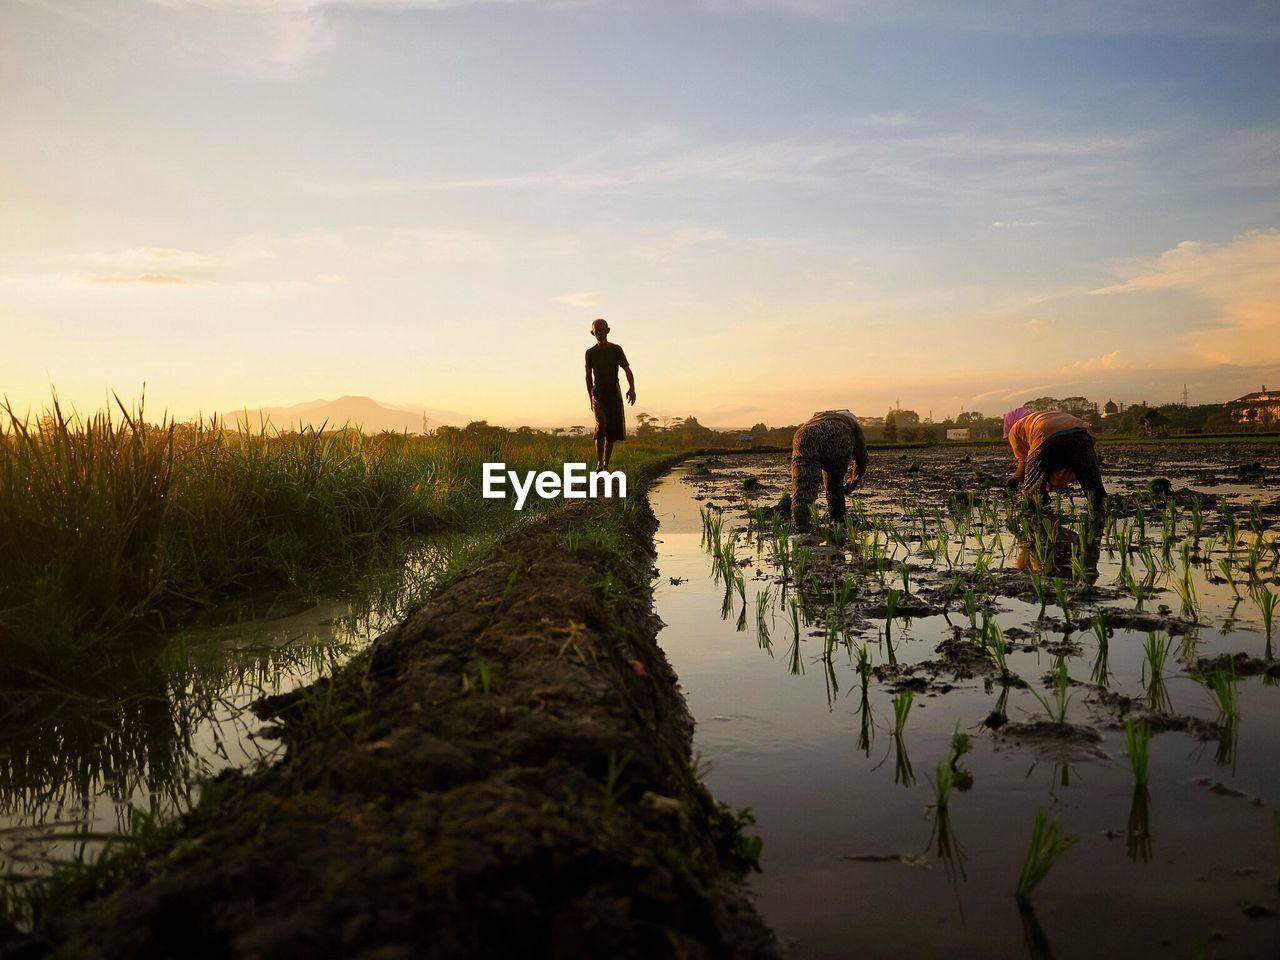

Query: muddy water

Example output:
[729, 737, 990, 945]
[0, 541, 457, 886]
[652, 445, 1280, 959]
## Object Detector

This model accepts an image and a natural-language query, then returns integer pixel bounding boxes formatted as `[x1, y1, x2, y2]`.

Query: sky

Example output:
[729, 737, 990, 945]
[2, 0, 1278, 428]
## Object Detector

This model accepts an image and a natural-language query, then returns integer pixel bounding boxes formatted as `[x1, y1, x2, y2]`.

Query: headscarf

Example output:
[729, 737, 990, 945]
[1002, 406, 1031, 439]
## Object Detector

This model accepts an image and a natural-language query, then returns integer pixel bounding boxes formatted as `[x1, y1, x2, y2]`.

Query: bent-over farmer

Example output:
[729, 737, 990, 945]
[1002, 407, 1106, 509]
[790, 409, 869, 532]
[585, 318, 636, 471]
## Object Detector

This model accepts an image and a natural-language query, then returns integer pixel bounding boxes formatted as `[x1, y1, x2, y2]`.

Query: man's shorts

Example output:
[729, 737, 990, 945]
[592, 387, 626, 442]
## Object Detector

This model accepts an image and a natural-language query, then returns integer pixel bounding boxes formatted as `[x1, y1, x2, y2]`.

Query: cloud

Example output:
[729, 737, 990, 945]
[298, 129, 1137, 219]
[696, 0, 1280, 41]
[140, 0, 549, 79]
[1091, 229, 1280, 365]
[90, 273, 196, 285]
[555, 292, 601, 307]
[1025, 318, 1051, 332]
[84, 247, 218, 269]
[1071, 351, 1122, 372]
[992, 219, 1045, 229]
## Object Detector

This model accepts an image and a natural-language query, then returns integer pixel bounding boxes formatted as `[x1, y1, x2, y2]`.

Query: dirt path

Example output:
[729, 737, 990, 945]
[10, 485, 778, 959]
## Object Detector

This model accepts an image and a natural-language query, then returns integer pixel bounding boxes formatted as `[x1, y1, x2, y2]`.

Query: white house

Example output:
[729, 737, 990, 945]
[946, 428, 971, 441]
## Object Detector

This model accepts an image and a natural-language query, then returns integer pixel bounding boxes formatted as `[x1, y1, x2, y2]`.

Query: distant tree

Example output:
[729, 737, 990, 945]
[884, 410, 898, 442]
[955, 411, 985, 427]
[568, 425, 587, 437]
[895, 409, 921, 427]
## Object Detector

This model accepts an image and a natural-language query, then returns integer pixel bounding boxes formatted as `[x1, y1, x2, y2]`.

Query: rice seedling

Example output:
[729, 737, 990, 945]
[1053, 578, 1073, 625]
[1124, 717, 1151, 787]
[1223, 503, 1239, 553]
[793, 545, 812, 589]
[1120, 566, 1147, 610]
[1028, 571, 1047, 619]
[884, 587, 902, 642]
[931, 758, 955, 814]
[833, 575, 856, 614]
[1069, 538, 1090, 588]
[855, 643, 873, 689]
[1219, 558, 1242, 598]
[1253, 584, 1277, 641]
[949, 726, 973, 780]
[963, 586, 979, 629]
[823, 619, 839, 661]
[892, 690, 914, 736]
[1173, 557, 1200, 622]
[1143, 632, 1170, 681]
[982, 614, 1011, 680]
[1200, 664, 1239, 725]
[1014, 809, 1074, 903]
[1246, 539, 1266, 584]
[755, 588, 772, 649]
[900, 562, 912, 596]
[1029, 659, 1071, 725]
[1090, 612, 1111, 686]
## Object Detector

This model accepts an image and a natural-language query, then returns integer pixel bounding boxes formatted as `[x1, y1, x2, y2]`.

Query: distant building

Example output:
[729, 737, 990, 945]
[1102, 399, 1119, 418]
[1226, 386, 1280, 424]
[946, 428, 971, 441]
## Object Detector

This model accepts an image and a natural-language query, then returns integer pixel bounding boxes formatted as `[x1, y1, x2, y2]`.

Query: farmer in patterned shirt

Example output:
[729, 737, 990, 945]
[1002, 407, 1107, 509]
[790, 409, 869, 532]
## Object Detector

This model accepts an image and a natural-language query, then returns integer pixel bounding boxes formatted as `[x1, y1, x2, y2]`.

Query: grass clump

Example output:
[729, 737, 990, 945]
[1125, 718, 1151, 786]
[1014, 808, 1074, 902]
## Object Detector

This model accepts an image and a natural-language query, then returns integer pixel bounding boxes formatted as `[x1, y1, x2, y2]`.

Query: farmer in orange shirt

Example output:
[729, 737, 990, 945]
[1002, 407, 1106, 509]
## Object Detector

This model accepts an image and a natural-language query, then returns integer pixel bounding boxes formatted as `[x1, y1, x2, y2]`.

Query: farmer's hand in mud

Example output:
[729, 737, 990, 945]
[1004, 474, 1021, 491]
[844, 468, 863, 494]
[626, 388, 636, 405]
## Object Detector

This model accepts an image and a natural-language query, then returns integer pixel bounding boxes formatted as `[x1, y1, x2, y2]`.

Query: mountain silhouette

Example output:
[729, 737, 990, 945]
[221, 396, 470, 434]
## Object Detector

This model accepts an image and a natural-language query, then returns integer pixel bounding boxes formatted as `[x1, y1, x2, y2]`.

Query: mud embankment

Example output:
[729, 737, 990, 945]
[12, 488, 778, 959]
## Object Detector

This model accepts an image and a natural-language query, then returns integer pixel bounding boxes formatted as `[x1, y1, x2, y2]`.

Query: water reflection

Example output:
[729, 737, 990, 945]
[0, 537, 457, 880]
[1127, 785, 1153, 864]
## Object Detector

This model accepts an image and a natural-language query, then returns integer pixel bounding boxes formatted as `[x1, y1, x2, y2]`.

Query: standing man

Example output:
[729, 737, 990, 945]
[790, 409, 869, 533]
[1002, 406, 1107, 510]
[585, 318, 636, 471]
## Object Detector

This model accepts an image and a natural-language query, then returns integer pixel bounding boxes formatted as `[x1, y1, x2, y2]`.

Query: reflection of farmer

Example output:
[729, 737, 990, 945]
[1003, 407, 1106, 509]
[584, 318, 636, 471]
[790, 409, 869, 532]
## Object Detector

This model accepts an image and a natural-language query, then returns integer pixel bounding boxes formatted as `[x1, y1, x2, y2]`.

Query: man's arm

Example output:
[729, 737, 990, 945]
[585, 353, 594, 404]
[1005, 428, 1028, 487]
[623, 364, 636, 405]
[844, 427, 869, 493]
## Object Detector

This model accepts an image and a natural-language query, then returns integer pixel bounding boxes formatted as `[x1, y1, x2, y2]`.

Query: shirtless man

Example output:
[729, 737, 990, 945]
[584, 318, 636, 470]
[790, 409, 869, 532]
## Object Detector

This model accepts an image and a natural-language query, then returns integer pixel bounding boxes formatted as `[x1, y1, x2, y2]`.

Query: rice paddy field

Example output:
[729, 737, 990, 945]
[652, 442, 1279, 959]
[0, 404, 670, 912]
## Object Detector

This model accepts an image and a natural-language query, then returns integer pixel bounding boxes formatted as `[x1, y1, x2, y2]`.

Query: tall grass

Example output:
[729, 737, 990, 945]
[0, 396, 659, 679]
